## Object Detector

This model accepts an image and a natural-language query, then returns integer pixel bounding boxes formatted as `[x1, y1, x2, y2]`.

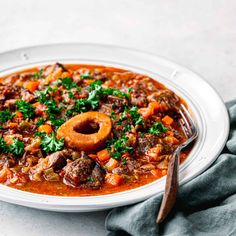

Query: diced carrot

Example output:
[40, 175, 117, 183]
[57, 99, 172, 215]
[4, 136, 14, 145]
[105, 158, 119, 171]
[166, 130, 174, 136]
[25, 81, 40, 93]
[162, 115, 174, 126]
[15, 111, 23, 118]
[85, 79, 95, 85]
[8, 122, 18, 129]
[150, 169, 162, 177]
[138, 102, 160, 119]
[165, 136, 179, 144]
[105, 173, 123, 186]
[97, 149, 111, 162]
[38, 124, 52, 134]
[61, 72, 71, 78]
[149, 102, 160, 113]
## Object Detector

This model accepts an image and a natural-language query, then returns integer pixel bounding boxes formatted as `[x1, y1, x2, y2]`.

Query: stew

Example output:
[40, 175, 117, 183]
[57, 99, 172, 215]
[0, 63, 192, 196]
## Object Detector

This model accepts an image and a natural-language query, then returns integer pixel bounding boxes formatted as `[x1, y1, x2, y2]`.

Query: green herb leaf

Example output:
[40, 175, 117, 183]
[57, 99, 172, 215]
[0, 137, 9, 153]
[80, 71, 92, 79]
[9, 138, 25, 156]
[0, 109, 15, 123]
[149, 122, 168, 135]
[36, 118, 46, 127]
[32, 69, 43, 79]
[16, 100, 35, 119]
[129, 106, 144, 125]
[58, 77, 78, 90]
[41, 132, 64, 153]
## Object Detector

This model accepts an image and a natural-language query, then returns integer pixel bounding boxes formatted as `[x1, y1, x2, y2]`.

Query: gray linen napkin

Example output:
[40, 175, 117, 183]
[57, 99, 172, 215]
[106, 100, 236, 236]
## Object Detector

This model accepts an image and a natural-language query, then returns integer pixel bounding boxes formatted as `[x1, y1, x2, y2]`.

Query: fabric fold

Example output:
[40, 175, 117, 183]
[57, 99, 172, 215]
[106, 101, 236, 236]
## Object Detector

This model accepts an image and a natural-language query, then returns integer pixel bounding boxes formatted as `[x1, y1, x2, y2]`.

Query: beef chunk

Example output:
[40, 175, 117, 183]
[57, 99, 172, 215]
[63, 152, 105, 188]
[136, 134, 159, 155]
[86, 164, 105, 188]
[30, 149, 72, 181]
[107, 95, 128, 112]
[47, 150, 71, 171]
[147, 90, 180, 111]
[130, 85, 148, 107]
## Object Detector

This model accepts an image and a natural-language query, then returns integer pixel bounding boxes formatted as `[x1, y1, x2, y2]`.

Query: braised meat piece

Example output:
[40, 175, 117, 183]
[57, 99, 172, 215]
[63, 152, 105, 188]
[30, 149, 72, 181]
[136, 134, 159, 156]
[148, 90, 180, 111]
[130, 84, 148, 107]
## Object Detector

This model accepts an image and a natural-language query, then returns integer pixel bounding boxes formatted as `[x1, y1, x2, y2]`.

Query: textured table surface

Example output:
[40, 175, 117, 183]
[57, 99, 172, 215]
[0, 0, 235, 235]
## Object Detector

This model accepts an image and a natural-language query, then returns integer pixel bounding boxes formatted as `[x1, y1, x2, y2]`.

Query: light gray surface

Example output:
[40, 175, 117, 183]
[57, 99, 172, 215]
[0, 0, 235, 235]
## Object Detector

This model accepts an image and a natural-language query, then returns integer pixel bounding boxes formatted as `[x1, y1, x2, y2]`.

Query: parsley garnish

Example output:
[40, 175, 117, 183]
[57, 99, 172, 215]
[80, 71, 92, 79]
[107, 135, 134, 160]
[58, 77, 79, 90]
[16, 100, 35, 119]
[40, 132, 64, 153]
[129, 106, 144, 125]
[32, 69, 43, 79]
[0, 137, 9, 153]
[9, 138, 25, 156]
[149, 122, 168, 135]
[36, 118, 46, 127]
[0, 109, 15, 123]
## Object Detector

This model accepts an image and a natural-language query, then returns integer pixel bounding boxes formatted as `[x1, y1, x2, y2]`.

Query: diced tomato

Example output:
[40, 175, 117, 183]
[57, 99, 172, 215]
[105, 158, 119, 171]
[97, 149, 111, 162]
[25, 81, 40, 93]
[105, 173, 123, 186]
[38, 124, 52, 134]
[162, 115, 174, 126]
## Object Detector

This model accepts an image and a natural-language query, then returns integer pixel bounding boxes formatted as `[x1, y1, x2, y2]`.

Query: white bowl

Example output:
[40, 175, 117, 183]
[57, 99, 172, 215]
[0, 43, 229, 212]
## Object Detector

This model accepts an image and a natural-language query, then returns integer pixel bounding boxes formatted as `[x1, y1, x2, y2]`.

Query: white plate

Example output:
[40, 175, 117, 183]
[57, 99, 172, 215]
[0, 43, 229, 212]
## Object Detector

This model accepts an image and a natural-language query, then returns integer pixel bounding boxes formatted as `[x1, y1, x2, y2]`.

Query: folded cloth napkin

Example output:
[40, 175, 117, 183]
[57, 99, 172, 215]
[106, 100, 236, 236]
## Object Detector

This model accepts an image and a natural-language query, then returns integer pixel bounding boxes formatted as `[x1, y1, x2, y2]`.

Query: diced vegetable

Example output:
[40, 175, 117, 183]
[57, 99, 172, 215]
[104, 158, 119, 171]
[25, 81, 40, 93]
[162, 115, 174, 126]
[164, 136, 179, 144]
[38, 124, 53, 134]
[105, 173, 123, 186]
[97, 149, 111, 162]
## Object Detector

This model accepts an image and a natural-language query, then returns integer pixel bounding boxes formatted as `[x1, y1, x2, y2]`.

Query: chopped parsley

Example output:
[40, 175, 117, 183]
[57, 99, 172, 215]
[9, 138, 25, 156]
[40, 132, 64, 153]
[36, 118, 46, 127]
[149, 122, 168, 135]
[129, 106, 144, 125]
[0, 109, 15, 123]
[16, 100, 35, 119]
[0, 138, 24, 157]
[58, 77, 79, 90]
[80, 71, 92, 79]
[0, 137, 9, 153]
[107, 135, 134, 160]
[32, 69, 43, 79]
